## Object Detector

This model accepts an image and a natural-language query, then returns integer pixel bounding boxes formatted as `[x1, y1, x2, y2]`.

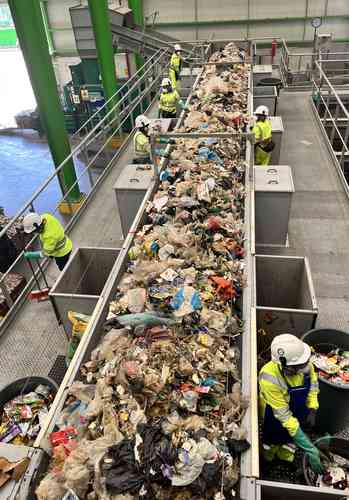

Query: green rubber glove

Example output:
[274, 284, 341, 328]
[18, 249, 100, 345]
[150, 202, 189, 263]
[158, 137, 170, 145]
[293, 428, 324, 474]
[179, 99, 186, 110]
[24, 251, 43, 260]
[158, 148, 169, 158]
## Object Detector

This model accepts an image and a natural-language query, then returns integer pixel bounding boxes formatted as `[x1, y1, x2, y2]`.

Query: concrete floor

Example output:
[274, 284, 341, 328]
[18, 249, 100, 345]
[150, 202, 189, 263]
[0, 102, 158, 389]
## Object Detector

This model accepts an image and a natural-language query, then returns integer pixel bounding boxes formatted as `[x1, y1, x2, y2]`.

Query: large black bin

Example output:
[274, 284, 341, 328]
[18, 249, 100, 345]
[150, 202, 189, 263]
[0, 376, 58, 411]
[302, 328, 349, 434]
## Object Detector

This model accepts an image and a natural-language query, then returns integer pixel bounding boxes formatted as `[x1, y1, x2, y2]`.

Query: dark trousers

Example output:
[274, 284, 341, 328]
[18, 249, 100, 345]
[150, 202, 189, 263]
[133, 157, 151, 164]
[55, 251, 72, 271]
[160, 110, 177, 119]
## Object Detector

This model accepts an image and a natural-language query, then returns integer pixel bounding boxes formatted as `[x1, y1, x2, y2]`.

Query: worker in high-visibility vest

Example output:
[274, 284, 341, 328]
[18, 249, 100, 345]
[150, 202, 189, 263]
[23, 212, 73, 271]
[133, 114, 173, 164]
[169, 44, 183, 92]
[259, 334, 324, 474]
[253, 105, 273, 166]
[159, 78, 185, 119]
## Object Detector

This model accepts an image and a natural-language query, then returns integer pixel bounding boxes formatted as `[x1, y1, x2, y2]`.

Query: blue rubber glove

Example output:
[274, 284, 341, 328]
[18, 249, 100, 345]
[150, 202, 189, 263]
[293, 428, 324, 474]
[24, 251, 43, 260]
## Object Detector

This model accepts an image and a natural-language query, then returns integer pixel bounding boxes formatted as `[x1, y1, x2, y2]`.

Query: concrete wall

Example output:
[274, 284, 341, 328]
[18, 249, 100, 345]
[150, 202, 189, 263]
[142, 0, 349, 42]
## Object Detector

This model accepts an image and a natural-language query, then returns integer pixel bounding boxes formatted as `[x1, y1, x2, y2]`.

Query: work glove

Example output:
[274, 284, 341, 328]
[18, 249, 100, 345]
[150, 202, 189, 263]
[158, 148, 169, 158]
[293, 427, 324, 474]
[24, 251, 43, 261]
[158, 137, 170, 145]
[306, 409, 317, 429]
[179, 100, 186, 110]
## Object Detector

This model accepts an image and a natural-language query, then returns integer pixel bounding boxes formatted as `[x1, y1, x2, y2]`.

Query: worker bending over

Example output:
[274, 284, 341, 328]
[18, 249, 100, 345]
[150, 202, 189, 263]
[159, 78, 185, 119]
[169, 44, 183, 92]
[22, 212, 72, 271]
[253, 105, 273, 166]
[133, 114, 174, 164]
[259, 334, 324, 474]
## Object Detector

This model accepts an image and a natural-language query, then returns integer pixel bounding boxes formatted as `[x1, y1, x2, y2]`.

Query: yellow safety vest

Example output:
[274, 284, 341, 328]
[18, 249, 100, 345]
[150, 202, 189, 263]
[259, 360, 319, 437]
[253, 119, 272, 145]
[170, 53, 182, 74]
[40, 213, 72, 258]
[159, 90, 180, 113]
[134, 131, 150, 159]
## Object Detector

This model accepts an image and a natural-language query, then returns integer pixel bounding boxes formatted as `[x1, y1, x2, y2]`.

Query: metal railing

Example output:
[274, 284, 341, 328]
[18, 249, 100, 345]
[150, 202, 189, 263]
[279, 39, 349, 88]
[312, 60, 349, 197]
[0, 48, 170, 332]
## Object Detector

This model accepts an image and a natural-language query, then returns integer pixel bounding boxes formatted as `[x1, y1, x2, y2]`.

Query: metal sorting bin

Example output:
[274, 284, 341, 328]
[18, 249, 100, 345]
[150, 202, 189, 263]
[302, 328, 349, 434]
[256, 255, 318, 339]
[49, 247, 120, 334]
[113, 165, 154, 239]
[253, 65, 272, 86]
[256, 480, 346, 499]
[253, 86, 278, 116]
[255, 166, 294, 246]
[269, 116, 284, 164]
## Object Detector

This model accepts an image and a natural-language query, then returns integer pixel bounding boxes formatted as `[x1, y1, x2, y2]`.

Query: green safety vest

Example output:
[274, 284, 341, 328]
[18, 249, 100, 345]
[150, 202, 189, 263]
[40, 213, 72, 258]
[159, 90, 180, 113]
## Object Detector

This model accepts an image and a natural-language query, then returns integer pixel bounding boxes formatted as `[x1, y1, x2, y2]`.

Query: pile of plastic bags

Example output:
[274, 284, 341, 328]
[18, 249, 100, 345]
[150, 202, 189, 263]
[36, 42, 251, 500]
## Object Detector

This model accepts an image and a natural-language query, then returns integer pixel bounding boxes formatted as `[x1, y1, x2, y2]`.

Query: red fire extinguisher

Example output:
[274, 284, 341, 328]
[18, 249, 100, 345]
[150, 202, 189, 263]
[271, 39, 277, 64]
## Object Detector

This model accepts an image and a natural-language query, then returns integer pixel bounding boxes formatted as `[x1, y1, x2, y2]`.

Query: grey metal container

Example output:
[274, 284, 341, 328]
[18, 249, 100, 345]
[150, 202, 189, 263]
[253, 86, 278, 115]
[269, 116, 284, 164]
[113, 165, 154, 239]
[256, 255, 318, 339]
[255, 166, 294, 246]
[256, 479, 346, 499]
[253, 65, 273, 86]
[302, 328, 349, 434]
[49, 247, 120, 334]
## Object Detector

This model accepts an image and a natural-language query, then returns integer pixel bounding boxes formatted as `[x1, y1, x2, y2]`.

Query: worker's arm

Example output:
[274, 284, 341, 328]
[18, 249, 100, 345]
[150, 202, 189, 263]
[41, 235, 60, 256]
[175, 90, 186, 110]
[306, 364, 319, 410]
[259, 373, 300, 437]
[138, 134, 151, 153]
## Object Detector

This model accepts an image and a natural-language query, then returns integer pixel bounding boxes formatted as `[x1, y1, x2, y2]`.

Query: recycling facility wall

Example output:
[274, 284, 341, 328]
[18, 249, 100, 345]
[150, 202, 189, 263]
[37, 0, 349, 57]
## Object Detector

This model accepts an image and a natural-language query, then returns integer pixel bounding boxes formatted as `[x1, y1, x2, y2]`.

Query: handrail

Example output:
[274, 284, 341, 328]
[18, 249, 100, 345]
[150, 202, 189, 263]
[0, 48, 169, 243]
[314, 60, 349, 120]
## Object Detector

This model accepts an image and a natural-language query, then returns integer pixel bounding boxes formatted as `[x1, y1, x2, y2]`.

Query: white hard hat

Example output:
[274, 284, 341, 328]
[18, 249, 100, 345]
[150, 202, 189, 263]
[271, 334, 311, 366]
[135, 115, 151, 129]
[174, 44, 182, 52]
[254, 105, 269, 116]
[161, 77, 171, 87]
[22, 212, 42, 234]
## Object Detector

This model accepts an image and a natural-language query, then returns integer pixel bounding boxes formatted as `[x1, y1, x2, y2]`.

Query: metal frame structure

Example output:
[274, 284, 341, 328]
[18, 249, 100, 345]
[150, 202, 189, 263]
[311, 60, 349, 200]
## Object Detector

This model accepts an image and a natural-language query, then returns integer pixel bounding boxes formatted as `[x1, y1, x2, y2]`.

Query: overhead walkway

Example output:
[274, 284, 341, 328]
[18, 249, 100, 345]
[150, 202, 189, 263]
[259, 91, 349, 330]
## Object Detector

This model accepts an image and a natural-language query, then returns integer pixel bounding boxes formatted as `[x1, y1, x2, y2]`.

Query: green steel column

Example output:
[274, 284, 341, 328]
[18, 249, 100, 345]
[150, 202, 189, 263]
[88, 0, 119, 109]
[8, 0, 81, 202]
[128, 0, 145, 70]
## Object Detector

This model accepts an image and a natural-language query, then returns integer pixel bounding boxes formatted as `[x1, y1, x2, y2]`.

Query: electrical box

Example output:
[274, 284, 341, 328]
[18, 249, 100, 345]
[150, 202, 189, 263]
[255, 165, 295, 246]
[269, 116, 284, 164]
[113, 165, 154, 238]
[253, 65, 272, 86]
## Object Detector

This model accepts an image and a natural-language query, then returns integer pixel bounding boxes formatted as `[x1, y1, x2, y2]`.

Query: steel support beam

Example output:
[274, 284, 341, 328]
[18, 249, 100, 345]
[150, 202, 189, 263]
[8, 0, 81, 202]
[87, 0, 119, 110]
[128, 0, 145, 70]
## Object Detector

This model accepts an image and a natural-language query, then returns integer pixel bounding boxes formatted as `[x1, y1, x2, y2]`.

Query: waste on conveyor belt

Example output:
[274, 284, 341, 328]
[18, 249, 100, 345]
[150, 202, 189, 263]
[0, 384, 54, 447]
[311, 347, 349, 385]
[36, 42, 251, 500]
